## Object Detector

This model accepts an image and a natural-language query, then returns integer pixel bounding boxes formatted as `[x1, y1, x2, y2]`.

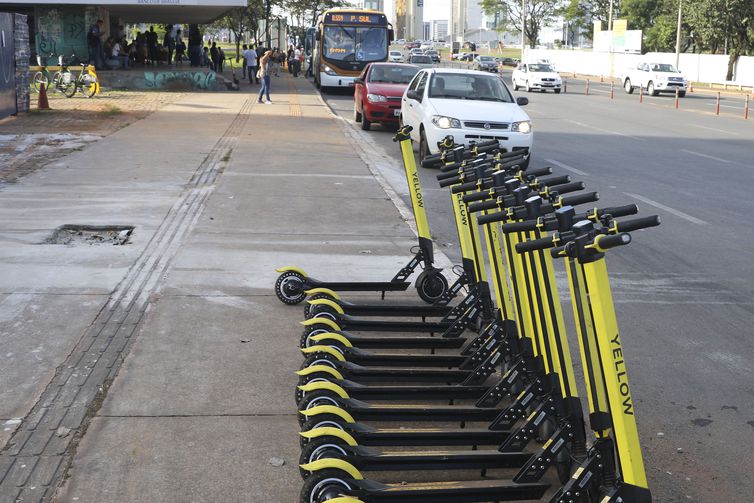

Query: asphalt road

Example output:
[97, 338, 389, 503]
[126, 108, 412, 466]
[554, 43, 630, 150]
[316, 68, 754, 502]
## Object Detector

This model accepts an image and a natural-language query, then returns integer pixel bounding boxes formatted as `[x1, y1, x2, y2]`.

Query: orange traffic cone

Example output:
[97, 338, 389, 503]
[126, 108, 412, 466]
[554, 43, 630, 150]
[37, 82, 50, 110]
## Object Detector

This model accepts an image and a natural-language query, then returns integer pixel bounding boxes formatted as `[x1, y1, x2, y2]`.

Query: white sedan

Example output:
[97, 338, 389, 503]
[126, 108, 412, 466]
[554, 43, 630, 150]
[511, 63, 562, 93]
[400, 68, 533, 164]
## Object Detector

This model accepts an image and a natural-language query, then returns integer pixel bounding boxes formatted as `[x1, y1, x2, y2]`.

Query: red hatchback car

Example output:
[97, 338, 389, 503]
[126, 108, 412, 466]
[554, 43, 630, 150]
[354, 63, 420, 131]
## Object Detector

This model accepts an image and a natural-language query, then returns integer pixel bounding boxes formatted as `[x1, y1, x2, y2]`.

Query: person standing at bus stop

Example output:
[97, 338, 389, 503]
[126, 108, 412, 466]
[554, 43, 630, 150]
[257, 50, 273, 104]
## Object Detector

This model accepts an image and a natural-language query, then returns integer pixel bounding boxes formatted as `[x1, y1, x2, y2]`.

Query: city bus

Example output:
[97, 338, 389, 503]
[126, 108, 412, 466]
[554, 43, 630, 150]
[312, 9, 394, 91]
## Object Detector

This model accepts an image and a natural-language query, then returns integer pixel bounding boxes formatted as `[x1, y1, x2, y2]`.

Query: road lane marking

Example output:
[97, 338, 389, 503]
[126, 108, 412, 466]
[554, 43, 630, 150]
[680, 149, 732, 164]
[691, 124, 741, 136]
[622, 192, 708, 225]
[565, 119, 646, 141]
[545, 158, 589, 176]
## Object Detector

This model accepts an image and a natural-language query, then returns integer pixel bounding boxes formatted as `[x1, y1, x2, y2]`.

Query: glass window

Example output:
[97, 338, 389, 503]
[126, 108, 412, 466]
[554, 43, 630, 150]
[324, 25, 387, 62]
[408, 71, 424, 91]
[368, 64, 420, 84]
[528, 64, 554, 72]
[410, 55, 432, 64]
[415, 72, 429, 97]
[428, 73, 514, 103]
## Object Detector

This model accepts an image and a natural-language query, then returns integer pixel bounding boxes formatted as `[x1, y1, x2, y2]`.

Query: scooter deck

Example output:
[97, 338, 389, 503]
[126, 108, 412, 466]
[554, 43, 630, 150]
[319, 380, 491, 401]
[338, 302, 452, 317]
[341, 446, 533, 471]
[338, 334, 466, 349]
[334, 351, 468, 368]
[325, 366, 474, 384]
[335, 314, 452, 333]
[307, 279, 411, 292]
[336, 398, 503, 422]
[347, 426, 511, 446]
[349, 477, 549, 501]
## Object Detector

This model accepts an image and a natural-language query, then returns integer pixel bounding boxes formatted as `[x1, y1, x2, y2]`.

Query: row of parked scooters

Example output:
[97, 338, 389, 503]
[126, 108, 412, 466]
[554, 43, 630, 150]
[274, 126, 659, 503]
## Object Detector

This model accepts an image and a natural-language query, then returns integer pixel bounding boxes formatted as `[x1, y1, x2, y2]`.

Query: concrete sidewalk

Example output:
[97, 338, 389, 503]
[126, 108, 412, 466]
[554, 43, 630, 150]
[0, 73, 423, 502]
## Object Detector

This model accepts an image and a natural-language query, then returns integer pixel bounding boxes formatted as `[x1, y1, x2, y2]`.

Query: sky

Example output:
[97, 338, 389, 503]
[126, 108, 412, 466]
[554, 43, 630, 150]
[365, 0, 451, 23]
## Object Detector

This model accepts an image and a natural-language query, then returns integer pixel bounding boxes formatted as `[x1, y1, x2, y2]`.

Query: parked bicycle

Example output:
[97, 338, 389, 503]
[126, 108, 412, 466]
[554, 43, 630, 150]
[60, 60, 100, 98]
[32, 53, 64, 93]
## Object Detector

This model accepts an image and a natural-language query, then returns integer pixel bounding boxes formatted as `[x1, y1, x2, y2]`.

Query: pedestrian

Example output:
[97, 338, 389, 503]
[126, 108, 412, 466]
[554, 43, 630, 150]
[243, 44, 258, 84]
[87, 19, 105, 70]
[257, 50, 273, 104]
[147, 26, 158, 65]
[163, 25, 175, 65]
[292, 45, 302, 77]
[271, 49, 280, 77]
[210, 41, 220, 72]
[175, 29, 186, 64]
[218, 46, 225, 72]
[287, 45, 294, 73]
[241, 44, 248, 78]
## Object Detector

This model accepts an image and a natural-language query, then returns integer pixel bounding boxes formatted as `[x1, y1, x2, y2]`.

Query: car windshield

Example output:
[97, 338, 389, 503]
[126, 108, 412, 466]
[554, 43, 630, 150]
[429, 73, 514, 103]
[529, 64, 555, 72]
[479, 56, 494, 61]
[368, 65, 419, 84]
[323, 25, 387, 62]
[411, 56, 432, 63]
[390, 51, 401, 56]
[651, 63, 678, 72]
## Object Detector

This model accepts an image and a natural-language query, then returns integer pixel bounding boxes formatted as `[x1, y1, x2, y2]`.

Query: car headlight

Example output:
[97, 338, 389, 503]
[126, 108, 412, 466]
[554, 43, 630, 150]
[367, 93, 387, 103]
[322, 65, 336, 76]
[431, 115, 462, 129]
[511, 121, 532, 134]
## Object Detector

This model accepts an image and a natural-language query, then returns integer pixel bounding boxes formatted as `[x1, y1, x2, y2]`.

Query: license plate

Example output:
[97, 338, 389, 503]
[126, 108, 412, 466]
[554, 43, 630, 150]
[393, 109, 401, 116]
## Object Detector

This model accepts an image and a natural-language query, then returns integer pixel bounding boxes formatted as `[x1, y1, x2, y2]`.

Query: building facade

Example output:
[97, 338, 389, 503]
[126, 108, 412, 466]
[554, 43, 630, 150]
[359, 0, 384, 10]
[394, 0, 423, 41]
[431, 19, 447, 41]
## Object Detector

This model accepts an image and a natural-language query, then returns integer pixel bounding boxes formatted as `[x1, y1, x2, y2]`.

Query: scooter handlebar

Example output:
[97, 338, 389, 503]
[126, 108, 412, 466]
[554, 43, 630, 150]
[438, 176, 462, 188]
[595, 232, 632, 250]
[561, 191, 600, 207]
[462, 191, 493, 204]
[547, 181, 585, 195]
[477, 210, 507, 225]
[597, 203, 639, 219]
[501, 219, 539, 233]
[539, 174, 571, 187]
[468, 199, 500, 213]
[421, 153, 444, 168]
[451, 180, 482, 194]
[515, 235, 557, 253]
[614, 215, 661, 233]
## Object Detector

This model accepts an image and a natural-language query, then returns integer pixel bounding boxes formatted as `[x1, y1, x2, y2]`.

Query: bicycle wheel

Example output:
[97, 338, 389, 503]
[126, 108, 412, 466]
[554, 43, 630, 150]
[32, 72, 48, 93]
[51, 72, 63, 93]
[62, 72, 77, 98]
[82, 73, 98, 98]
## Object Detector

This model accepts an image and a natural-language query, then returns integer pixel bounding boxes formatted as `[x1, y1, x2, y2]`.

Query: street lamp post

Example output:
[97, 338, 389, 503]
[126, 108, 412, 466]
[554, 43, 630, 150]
[608, 0, 614, 31]
[521, 0, 526, 55]
[675, 0, 683, 68]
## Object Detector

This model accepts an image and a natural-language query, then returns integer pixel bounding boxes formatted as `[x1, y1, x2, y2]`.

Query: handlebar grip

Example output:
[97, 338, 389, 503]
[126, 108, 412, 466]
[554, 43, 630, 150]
[474, 140, 499, 152]
[615, 215, 661, 233]
[421, 154, 444, 168]
[562, 191, 599, 207]
[539, 175, 571, 187]
[437, 170, 461, 182]
[515, 235, 556, 253]
[595, 232, 632, 250]
[548, 181, 585, 195]
[439, 161, 463, 172]
[463, 191, 492, 204]
[501, 219, 538, 233]
[438, 175, 461, 188]
[468, 199, 499, 213]
[451, 180, 480, 194]
[599, 204, 639, 219]
[477, 211, 507, 225]
[525, 167, 553, 178]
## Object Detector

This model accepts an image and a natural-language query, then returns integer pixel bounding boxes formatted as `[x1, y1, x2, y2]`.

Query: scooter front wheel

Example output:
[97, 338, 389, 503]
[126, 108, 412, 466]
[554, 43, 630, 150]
[416, 269, 449, 304]
[275, 271, 307, 305]
[300, 468, 355, 503]
[299, 437, 351, 480]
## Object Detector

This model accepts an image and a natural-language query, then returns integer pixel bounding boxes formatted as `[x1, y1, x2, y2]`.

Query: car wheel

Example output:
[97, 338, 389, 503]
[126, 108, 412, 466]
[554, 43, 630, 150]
[526, 80, 532, 92]
[678, 91, 686, 98]
[354, 105, 362, 123]
[624, 79, 633, 94]
[554, 89, 561, 94]
[648, 81, 658, 96]
[513, 79, 519, 91]
[361, 114, 371, 131]
[419, 128, 429, 163]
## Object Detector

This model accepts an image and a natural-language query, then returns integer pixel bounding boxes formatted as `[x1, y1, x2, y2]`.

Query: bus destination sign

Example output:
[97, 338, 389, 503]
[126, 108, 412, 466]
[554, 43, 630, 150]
[325, 12, 384, 25]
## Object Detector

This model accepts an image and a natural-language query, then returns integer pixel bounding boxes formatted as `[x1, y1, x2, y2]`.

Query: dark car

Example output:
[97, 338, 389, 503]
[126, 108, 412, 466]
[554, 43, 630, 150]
[424, 50, 440, 63]
[353, 63, 420, 131]
[460, 52, 479, 62]
[404, 42, 421, 50]
[502, 57, 519, 67]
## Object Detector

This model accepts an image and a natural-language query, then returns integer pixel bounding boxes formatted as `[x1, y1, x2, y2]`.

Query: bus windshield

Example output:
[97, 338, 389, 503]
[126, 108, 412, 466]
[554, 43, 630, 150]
[323, 25, 388, 62]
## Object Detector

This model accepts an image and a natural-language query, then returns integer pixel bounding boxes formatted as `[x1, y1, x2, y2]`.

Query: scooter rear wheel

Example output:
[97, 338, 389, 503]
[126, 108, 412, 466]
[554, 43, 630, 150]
[300, 417, 350, 446]
[299, 437, 351, 480]
[298, 389, 345, 412]
[300, 328, 335, 349]
[416, 269, 449, 304]
[275, 271, 307, 305]
[300, 469, 355, 503]
[304, 293, 339, 318]
[300, 352, 344, 371]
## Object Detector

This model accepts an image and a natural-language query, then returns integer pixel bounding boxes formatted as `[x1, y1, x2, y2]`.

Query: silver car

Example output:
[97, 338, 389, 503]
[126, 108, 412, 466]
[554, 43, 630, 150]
[473, 55, 498, 73]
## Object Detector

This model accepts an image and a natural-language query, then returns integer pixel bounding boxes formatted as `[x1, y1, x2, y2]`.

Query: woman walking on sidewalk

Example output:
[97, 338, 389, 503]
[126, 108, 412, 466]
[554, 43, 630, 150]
[257, 50, 273, 104]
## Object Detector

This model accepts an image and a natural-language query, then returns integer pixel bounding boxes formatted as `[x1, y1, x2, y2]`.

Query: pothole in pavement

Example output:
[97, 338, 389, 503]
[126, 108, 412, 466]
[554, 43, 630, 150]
[45, 225, 134, 245]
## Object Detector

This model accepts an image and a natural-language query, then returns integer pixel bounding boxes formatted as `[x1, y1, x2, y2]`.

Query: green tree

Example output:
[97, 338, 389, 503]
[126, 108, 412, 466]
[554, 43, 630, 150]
[481, 0, 562, 48]
[622, 0, 680, 52]
[684, 0, 754, 79]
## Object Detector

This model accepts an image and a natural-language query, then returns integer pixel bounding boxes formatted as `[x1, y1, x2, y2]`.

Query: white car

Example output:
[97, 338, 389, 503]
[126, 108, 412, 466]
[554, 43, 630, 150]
[389, 50, 404, 63]
[401, 68, 533, 163]
[409, 48, 424, 58]
[409, 55, 434, 69]
[512, 63, 562, 93]
[622, 62, 687, 97]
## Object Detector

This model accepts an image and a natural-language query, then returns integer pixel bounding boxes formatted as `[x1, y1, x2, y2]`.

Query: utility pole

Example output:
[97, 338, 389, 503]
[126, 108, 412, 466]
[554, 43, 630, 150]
[675, 0, 683, 68]
[608, 0, 614, 31]
[521, 0, 526, 54]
